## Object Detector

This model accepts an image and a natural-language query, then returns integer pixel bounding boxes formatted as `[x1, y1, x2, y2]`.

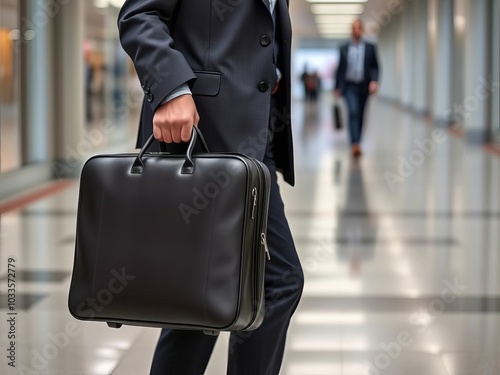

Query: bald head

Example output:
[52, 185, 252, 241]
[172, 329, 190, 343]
[352, 19, 364, 41]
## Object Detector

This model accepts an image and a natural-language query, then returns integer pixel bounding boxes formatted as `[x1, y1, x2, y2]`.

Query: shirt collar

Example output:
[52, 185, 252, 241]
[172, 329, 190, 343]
[350, 38, 365, 47]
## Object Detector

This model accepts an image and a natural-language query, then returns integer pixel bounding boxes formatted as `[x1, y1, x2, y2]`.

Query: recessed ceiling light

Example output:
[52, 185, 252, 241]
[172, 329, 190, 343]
[311, 4, 364, 14]
[307, 0, 367, 3]
[315, 14, 358, 24]
[94, 0, 108, 8]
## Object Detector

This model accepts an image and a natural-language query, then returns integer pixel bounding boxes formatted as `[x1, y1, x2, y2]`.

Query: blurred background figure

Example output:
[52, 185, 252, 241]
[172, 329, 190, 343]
[300, 65, 322, 104]
[300, 64, 310, 101]
[83, 40, 94, 123]
[308, 70, 321, 102]
[334, 19, 380, 157]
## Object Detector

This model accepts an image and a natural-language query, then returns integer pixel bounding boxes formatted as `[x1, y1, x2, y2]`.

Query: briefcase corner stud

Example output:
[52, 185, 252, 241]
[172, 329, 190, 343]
[203, 330, 220, 336]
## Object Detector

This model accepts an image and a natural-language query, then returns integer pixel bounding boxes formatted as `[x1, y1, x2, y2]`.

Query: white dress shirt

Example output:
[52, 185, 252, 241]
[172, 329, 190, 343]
[345, 39, 365, 84]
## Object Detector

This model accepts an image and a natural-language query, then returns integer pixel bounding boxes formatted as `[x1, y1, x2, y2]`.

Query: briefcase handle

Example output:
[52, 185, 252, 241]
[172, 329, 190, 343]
[131, 127, 209, 175]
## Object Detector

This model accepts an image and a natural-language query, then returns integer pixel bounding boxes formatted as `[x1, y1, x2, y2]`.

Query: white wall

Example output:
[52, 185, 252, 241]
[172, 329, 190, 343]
[373, 0, 498, 143]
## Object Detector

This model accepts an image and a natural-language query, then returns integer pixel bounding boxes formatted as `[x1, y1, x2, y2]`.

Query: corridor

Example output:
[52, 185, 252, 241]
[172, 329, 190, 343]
[0, 96, 499, 374]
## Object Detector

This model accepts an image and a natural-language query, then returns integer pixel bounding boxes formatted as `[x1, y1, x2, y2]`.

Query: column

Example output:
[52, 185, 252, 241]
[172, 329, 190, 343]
[52, 0, 85, 178]
[492, 0, 500, 142]
[377, 16, 398, 100]
[426, 0, 437, 113]
[412, 0, 429, 114]
[400, 3, 414, 108]
[463, 0, 491, 143]
[432, 0, 454, 124]
[394, 13, 404, 101]
[21, 0, 54, 164]
[452, 0, 467, 124]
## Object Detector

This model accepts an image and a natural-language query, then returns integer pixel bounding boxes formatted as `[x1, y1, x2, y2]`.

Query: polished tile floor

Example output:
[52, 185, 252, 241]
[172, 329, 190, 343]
[1, 96, 499, 374]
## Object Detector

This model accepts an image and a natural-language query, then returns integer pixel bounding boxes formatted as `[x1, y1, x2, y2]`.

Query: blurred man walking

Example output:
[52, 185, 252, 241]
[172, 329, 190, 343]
[334, 19, 380, 157]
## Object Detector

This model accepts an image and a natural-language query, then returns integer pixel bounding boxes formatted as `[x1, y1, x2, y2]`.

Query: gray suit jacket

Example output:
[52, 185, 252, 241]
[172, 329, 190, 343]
[118, 0, 294, 185]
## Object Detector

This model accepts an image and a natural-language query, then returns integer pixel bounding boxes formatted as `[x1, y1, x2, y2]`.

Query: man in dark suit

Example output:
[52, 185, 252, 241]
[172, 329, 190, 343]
[335, 19, 380, 157]
[117, 1, 304, 374]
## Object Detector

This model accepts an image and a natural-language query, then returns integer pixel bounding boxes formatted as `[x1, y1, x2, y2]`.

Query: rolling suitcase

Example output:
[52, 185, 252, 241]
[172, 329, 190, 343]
[68, 128, 271, 335]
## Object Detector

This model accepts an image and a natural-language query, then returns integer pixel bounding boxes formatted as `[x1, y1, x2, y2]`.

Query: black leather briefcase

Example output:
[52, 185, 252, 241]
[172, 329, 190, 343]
[68, 128, 271, 335]
[333, 103, 343, 130]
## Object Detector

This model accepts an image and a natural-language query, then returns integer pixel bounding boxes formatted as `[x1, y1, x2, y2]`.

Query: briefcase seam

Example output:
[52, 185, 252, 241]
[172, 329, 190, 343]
[202, 200, 217, 326]
[90, 188, 106, 297]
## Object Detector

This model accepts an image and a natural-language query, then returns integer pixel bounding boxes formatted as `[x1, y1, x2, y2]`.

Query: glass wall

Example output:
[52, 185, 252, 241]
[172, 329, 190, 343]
[84, 1, 140, 147]
[0, 0, 56, 199]
[0, 0, 21, 173]
[493, 0, 500, 143]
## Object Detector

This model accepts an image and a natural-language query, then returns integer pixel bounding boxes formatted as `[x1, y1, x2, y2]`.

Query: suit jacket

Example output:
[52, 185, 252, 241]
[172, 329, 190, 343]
[118, 0, 295, 185]
[335, 41, 380, 95]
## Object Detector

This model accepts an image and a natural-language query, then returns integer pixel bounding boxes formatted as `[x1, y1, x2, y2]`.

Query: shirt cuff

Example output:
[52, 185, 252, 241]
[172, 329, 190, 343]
[160, 83, 192, 106]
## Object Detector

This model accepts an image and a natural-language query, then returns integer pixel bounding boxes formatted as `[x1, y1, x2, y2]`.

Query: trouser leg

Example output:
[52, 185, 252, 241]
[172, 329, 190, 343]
[150, 329, 218, 374]
[344, 85, 362, 144]
[358, 92, 369, 139]
[151, 104, 303, 375]
[150, 156, 303, 375]
[227, 152, 304, 375]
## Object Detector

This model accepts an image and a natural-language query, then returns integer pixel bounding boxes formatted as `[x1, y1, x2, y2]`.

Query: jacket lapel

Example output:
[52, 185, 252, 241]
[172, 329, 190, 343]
[364, 43, 370, 81]
[261, 0, 270, 12]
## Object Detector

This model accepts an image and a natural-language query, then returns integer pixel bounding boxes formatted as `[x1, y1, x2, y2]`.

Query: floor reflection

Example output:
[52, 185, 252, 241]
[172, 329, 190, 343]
[335, 159, 379, 277]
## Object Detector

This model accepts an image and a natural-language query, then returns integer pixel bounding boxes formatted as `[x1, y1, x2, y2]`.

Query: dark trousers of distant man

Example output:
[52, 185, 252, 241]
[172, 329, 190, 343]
[344, 82, 369, 145]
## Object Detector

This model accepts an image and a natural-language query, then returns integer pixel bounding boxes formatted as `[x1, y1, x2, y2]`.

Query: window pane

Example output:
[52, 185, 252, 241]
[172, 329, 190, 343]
[0, 0, 22, 173]
[84, 2, 139, 147]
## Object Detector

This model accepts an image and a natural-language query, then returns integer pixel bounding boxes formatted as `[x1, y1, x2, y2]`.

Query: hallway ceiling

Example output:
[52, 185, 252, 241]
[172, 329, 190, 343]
[291, 0, 385, 41]
[0, 0, 384, 43]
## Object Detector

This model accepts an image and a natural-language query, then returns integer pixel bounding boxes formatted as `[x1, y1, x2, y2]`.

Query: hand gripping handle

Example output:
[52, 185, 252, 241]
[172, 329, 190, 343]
[131, 127, 209, 174]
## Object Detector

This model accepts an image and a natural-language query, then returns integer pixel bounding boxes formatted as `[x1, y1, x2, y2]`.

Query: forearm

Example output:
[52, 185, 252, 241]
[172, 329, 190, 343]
[117, 0, 196, 111]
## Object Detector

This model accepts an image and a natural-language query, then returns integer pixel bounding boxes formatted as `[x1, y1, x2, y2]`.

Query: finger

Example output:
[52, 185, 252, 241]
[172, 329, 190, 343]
[171, 126, 183, 143]
[153, 125, 163, 142]
[180, 123, 193, 143]
[163, 128, 173, 144]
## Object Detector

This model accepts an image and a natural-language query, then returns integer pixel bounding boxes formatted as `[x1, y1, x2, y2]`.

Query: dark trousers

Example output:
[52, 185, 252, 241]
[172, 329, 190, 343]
[149, 141, 304, 375]
[344, 83, 369, 145]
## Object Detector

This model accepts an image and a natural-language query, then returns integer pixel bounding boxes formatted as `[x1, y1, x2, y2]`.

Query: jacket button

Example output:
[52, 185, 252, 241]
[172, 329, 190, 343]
[147, 93, 154, 102]
[258, 81, 269, 92]
[260, 35, 271, 47]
